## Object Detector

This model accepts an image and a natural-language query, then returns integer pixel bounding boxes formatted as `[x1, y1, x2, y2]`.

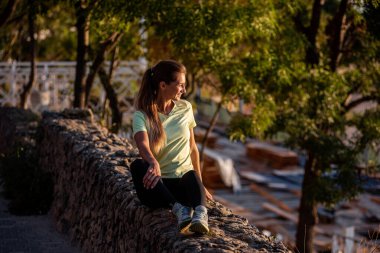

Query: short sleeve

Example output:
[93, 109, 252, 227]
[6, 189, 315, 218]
[187, 102, 197, 129]
[132, 111, 148, 136]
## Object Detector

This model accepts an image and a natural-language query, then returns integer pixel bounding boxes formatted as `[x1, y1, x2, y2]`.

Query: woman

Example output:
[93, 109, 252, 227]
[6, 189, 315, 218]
[131, 60, 212, 234]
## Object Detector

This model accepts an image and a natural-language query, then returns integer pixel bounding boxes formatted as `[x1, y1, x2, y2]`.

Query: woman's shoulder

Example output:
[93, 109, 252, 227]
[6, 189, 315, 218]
[175, 99, 192, 109]
[133, 110, 146, 120]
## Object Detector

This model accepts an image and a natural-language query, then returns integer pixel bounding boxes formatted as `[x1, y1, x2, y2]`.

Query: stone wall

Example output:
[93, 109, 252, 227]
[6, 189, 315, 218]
[2, 107, 289, 253]
[0, 107, 39, 154]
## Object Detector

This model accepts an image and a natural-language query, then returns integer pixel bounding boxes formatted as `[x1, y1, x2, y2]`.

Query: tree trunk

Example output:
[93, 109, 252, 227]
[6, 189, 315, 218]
[0, 0, 18, 27]
[296, 152, 318, 253]
[199, 99, 223, 169]
[84, 32, 123, 106]
[183, 72, 196, 99]
[327, 0, 349, 72]
[73, 0, 90, 108]
[305, 0, 323, 66]
[19, 0, 35, 109]
[294, 1, 324, 250]
[108, 46, 118, 81]
[98, 66, 121, 133]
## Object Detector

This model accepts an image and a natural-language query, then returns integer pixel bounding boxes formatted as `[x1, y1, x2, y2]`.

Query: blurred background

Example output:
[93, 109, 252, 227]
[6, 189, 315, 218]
[0, 0, 379, 252]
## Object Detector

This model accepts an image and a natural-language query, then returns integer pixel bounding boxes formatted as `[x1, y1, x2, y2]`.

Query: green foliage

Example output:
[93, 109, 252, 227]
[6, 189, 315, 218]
[89, 0, 146, 59]
[228, 92, 276, 141]
[0, 146, 53, 215]
[364, 2, 380, 40]
[226, 0, 380, 208]
[146, 1, 269, 86]
[349, 109, 380, 154]
[314, 166, 361, 207]
[36, 2, 76, 61]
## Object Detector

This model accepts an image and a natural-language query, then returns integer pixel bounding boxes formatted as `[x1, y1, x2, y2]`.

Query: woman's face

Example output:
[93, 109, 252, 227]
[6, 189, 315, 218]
[161, 72, 186, 101]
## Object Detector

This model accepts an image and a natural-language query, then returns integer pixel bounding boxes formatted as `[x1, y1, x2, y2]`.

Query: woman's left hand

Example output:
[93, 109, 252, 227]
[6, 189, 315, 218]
[143, 160, 161, 189]
[205, 187, 213, 200]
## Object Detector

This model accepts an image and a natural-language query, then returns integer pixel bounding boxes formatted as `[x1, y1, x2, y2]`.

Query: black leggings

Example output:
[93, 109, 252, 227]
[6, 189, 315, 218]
[130, 159, 206, 208]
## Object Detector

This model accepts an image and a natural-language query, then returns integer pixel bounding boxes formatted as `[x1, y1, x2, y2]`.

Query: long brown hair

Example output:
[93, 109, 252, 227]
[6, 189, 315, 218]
[135, 60, 186, 154]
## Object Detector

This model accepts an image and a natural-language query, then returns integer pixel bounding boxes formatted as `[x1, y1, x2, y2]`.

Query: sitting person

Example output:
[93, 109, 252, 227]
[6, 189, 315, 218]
[131, 59, 212, 234]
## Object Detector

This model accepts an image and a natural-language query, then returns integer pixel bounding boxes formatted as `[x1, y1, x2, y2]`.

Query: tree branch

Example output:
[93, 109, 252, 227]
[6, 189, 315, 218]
[98, 66, 122, 133]
[344, 95, 380, 112]
[326, 0, 349, 72]
[84, 32, 123, 105]
[0, 0, 18, 27]
[305, 0, 324, 66]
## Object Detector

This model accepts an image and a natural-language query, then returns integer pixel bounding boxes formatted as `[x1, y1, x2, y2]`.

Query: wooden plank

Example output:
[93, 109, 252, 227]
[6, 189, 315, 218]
[202, 166, 227, 189]
[246, 142, 299, 169]
[261, 202, 324, 234]
[262, 202, 298, 223]
[241, 171, 301, 191]
[250, 183, 293, 212]
[289, 189, 302, 197]
[240, 171, 268, 183]
[194, 128, 217, 148]
[357, 195, 380, 221]
[370, 195, 380, 205]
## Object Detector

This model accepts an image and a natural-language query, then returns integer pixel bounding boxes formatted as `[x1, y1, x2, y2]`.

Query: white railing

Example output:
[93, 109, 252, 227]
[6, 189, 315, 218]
[331, 226, 380, 253]
[0, 60, 147, 114]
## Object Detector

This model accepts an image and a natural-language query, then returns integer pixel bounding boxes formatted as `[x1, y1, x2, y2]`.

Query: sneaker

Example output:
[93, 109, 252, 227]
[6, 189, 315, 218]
[172, 202, 193, 232]
[189, 205, 209, 234]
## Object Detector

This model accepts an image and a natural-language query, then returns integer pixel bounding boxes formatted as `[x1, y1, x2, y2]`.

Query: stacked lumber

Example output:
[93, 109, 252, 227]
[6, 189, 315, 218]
[202, 165, 228, 189]
[246, 142, 299, 169]
[194, 128, 218, 148]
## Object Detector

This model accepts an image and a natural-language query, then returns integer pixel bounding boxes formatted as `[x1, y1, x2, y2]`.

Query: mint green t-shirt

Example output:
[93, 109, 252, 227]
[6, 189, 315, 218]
[132, 99, 197, 178]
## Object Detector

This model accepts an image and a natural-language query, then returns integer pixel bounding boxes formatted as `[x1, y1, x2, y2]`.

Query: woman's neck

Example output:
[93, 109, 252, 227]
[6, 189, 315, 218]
[157, 98, 174, 115]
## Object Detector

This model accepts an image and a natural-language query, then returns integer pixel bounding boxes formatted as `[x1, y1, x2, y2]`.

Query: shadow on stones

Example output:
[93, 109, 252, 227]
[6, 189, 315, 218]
[0, 108, 53, 215]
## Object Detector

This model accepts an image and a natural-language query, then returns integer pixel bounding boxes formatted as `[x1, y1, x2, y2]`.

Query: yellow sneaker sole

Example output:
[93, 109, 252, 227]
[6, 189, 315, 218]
[189, 222, 209, 234]
[179, 219, 192, 233]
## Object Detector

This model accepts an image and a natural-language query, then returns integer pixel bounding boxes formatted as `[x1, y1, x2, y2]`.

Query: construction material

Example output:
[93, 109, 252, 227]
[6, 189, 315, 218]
[240, 171, 268, 183]
[202, 165, 228, 189]
[246, 142, 299, 169]
[250, 183, 293, 212]
[262, 202, 298, 223]
[194, 128, 218, 148]
[240, 171, 301, 191]
[200, 145, 242, 193]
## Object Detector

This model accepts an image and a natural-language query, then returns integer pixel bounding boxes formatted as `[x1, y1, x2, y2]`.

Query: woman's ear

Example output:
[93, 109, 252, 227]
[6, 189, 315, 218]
[159, 81, 166, 90]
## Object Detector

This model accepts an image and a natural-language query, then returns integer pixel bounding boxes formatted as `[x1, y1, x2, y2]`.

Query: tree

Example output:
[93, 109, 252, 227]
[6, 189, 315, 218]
[72, 0, 99, 108]
[66, 0, 147, 132]
[228, 1, 380, 252]
[0, 0, 56, 108]
[19, 0, 36, 109]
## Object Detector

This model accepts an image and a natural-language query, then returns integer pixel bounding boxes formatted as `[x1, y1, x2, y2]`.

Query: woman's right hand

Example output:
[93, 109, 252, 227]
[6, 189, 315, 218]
[143, 160, 161, 189]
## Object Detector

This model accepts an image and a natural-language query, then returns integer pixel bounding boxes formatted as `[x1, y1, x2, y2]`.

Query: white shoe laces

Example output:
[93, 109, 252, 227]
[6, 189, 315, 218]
[193, 207, 208, 222]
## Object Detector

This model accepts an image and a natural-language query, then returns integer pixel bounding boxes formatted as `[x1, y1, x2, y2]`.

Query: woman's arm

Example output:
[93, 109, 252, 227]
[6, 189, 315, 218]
[189, 128, 213, 200]
[134, 131, 161, 189]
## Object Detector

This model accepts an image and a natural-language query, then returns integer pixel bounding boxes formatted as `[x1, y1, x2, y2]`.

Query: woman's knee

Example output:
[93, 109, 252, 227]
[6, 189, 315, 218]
[130, 159, 149, 177]
[182, 170, 202, 184]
